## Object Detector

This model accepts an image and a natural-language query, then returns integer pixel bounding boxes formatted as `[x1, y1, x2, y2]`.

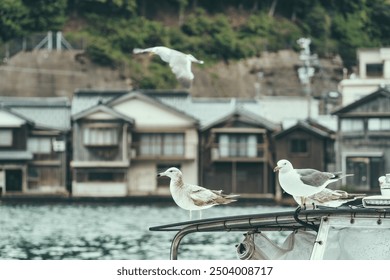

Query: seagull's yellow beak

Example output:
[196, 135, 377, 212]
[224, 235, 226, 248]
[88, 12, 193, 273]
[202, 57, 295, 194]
[273, 166, 281, 172]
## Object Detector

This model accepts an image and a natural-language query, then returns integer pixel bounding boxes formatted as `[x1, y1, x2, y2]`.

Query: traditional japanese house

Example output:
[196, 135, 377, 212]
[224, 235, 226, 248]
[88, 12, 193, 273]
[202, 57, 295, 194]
[274, 118, 336, 201]
[332, 87, 390, 192]
[200, 107, 279, 198]
[0, 97, 70, 196]
[71, 89, 199, 197]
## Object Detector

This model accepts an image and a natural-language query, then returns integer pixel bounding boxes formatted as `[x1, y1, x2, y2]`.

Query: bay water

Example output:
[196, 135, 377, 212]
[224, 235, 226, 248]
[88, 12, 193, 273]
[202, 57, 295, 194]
[0, 202, 291, 260]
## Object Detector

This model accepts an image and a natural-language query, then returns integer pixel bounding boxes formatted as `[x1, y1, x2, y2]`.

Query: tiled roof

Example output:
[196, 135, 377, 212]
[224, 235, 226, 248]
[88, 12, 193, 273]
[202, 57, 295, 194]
[71, 89, 336, 131]
[274, 119, 334, 139]
[71, 89, 129, 115]
[153, 94, 324, 129]
[0, 96, 71, 131]
[11, 107, 71, 131]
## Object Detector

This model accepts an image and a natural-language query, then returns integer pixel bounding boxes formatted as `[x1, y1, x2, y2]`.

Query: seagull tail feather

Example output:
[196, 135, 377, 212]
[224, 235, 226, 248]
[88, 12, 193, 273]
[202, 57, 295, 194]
[333, 173, 354, 179]
[218, 194, 240, 205]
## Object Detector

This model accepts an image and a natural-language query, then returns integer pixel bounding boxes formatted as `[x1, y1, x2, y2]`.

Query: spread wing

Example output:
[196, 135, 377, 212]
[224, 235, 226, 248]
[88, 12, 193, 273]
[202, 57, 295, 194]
[296, 169, 335, 187]
[167, 52, 193, 88]
[133, 46, 193, 88]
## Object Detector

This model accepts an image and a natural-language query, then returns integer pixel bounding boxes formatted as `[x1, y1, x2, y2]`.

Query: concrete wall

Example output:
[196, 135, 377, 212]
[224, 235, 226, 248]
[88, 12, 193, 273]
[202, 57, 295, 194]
[0, 51, 131, 97]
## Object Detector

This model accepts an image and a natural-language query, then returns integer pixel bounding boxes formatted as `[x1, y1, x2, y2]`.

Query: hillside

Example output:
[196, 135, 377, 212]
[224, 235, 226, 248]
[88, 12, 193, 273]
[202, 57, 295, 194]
[1, 0, 388, 100]
[191, 49, 343, 98]
[0, 49, 343, 102]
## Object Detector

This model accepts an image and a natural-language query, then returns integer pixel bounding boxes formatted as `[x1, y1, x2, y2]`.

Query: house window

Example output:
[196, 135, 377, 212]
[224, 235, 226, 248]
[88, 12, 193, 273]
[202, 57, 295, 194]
[368, 118, 390, 131]
[88, 172, 114, 181]
[0, 129, 13, 146]
[27, 137, 52, 154]
[340, 119, 364, 132]
[219, 134, 257, 157]
[289, 138, 309, 154]
[83, 127, 118, 146]
[366, 63, 383, 78]
[75, 170, 125, 182]
[139, 133, 184, 156]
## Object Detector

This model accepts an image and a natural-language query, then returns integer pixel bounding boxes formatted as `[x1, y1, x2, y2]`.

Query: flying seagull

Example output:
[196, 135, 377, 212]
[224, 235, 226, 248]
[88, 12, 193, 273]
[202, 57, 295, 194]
[157, 167, 239, 220]
[133, 46, 204, 88]
[293, 188, 363, 209]
[273, 159, 353, 207]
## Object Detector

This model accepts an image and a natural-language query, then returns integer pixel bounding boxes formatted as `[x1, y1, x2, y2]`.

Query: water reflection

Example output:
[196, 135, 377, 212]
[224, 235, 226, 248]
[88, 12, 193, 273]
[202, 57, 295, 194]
[0, 203, 291, 260]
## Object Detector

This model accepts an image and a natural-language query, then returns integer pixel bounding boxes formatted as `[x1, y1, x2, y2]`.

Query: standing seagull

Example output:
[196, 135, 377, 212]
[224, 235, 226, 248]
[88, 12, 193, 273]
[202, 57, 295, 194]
[157, 167, 239, 220]
[273, 159, 353, 207]
[133, 46, 204, 88]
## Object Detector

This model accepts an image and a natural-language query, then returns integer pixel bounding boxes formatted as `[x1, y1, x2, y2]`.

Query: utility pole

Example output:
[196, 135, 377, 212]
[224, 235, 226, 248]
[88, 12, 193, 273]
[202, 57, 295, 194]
[297, 38, 317, 119]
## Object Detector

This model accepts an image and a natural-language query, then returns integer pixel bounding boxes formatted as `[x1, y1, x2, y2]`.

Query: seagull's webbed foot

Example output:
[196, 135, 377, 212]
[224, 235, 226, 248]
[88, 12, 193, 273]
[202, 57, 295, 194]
[311, 202, 316, 210]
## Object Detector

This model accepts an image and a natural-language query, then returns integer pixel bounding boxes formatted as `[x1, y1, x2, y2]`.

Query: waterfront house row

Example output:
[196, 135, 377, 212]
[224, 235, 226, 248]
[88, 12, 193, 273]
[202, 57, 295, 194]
[0, 97, 70, 196]
[1, 87, 389, 199]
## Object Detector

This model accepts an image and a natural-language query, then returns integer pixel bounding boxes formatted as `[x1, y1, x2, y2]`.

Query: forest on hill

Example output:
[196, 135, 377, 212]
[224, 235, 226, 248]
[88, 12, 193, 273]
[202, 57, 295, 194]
[1, 0, 390, 89]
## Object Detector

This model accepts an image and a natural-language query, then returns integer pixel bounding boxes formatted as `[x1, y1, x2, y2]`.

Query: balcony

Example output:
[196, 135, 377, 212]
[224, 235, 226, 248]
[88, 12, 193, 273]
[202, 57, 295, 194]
[211, 143, 267, 162]
[130, 143, 197, 161]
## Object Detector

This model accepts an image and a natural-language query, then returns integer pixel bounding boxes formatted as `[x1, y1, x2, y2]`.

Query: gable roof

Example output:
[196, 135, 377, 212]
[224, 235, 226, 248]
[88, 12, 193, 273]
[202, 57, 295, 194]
[108, 90, 199, 125]
[72, 104, 135, 123]
[274, 119, 334, 139]
[332, 87, 390, 115]
[71, 89, 129, 116]
[151, 91, 322, 129]
[71, 89, 334, 132]
[202, 106, 279, 131]
[0, 107, 34, 127]
[0, 96, 70, 131]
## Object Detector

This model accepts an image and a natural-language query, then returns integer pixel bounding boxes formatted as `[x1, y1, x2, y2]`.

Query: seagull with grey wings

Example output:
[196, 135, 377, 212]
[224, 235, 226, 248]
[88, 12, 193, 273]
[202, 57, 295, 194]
[273, 159, 353, 208]
[158, 167, 239, 220]
[133, 46, 204, 88]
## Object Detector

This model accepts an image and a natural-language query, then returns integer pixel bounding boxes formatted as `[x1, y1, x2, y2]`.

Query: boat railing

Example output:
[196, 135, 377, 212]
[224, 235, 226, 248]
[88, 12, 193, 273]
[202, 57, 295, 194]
[149, 207, 390, 260]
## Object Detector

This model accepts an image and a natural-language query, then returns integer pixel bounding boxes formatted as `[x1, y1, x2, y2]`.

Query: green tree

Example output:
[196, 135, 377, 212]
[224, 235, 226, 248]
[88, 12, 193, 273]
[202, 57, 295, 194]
[332, 12, 377, 68]
[302, 3, 335, 56]
[69, 0, 137, 17]
[240, 12, 302, 53]
[22, 0, 67, 32]
[0, 0, 28, 42]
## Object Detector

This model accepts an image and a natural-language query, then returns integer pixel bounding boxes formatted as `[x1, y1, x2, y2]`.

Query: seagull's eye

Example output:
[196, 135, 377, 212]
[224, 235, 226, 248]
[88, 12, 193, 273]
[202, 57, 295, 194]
[169, 170, 173, 172]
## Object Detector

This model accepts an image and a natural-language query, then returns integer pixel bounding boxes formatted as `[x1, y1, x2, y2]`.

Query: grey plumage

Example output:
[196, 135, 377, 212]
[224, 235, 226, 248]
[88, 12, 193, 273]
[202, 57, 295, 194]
[157, 167, 238, 219]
